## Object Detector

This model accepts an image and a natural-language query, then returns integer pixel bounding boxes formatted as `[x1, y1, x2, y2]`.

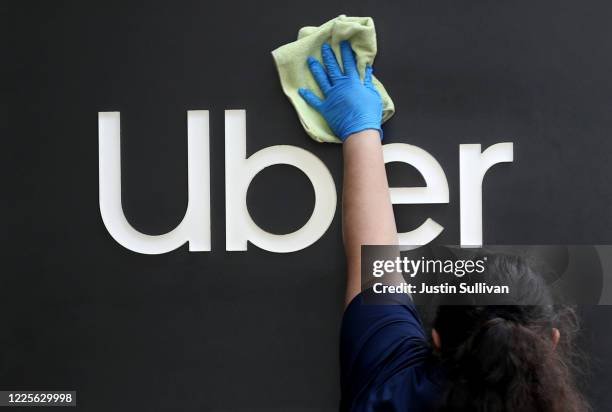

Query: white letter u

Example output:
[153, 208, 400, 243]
[98, 111, 211, 254]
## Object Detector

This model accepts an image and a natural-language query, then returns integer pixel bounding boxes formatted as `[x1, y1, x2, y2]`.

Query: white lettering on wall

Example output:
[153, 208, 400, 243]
[98, 110, 514, 254]
[225, 110, 337, 253]
[383, 144, 449, 250]
[460, 143, 514, 247]
[98, 110, 211, 254]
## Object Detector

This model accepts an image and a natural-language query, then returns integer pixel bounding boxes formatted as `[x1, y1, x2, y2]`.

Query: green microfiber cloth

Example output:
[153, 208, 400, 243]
[272, 15, 395, 144]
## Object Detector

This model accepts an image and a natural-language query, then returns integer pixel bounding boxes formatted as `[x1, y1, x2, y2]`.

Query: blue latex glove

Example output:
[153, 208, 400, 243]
[299, 40, 383, 142]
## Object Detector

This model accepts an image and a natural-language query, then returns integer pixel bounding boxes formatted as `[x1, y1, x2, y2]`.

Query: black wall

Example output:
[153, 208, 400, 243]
[3, 0, 612, 410]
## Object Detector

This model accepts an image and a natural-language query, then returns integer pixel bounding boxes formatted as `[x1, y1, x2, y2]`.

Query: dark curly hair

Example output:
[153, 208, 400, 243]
[433, 254, 589, 412]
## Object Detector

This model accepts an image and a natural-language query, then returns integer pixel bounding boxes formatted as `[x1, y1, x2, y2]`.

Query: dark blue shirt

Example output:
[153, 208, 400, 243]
[340, 290, 445, 411]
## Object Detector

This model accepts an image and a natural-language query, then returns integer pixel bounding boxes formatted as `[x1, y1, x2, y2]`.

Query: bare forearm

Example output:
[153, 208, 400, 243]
[342, 130, 398, 305]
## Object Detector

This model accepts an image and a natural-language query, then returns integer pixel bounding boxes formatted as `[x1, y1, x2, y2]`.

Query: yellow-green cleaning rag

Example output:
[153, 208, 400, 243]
[271, 15, 395, 143]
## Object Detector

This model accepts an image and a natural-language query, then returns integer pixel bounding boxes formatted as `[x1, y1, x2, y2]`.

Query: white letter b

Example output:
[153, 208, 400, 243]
[224, 110, 336, 253]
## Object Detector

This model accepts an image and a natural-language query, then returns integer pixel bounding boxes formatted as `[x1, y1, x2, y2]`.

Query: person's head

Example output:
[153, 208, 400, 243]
[432, 254, 589, 412]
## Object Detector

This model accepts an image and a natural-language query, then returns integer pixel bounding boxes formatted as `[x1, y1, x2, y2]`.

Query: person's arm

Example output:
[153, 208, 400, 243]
[299, 41, 398, 306]
[342, 131, 398, 304]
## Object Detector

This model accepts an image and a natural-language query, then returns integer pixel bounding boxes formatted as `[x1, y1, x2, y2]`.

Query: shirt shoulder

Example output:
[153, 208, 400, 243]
[340, 289, 444, 410]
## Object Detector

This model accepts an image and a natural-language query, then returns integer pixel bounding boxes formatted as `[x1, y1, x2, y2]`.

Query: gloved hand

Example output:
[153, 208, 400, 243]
[299, 40, 383, 142]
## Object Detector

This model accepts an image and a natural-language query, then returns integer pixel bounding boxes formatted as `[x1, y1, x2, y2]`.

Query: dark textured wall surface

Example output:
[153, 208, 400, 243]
[3, 1, 612, 410]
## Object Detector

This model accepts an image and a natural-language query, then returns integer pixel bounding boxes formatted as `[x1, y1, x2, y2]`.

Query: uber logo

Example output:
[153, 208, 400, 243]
[98, 110, 513, 254]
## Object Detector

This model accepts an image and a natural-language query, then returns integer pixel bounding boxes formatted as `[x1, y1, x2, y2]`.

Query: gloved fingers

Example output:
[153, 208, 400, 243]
[321, 43, 343, 82]
[307, 56, 331, 95]
[340, 40, 358, 78]
[364, 64, 374, 87]
[298, 87, 323, 110]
